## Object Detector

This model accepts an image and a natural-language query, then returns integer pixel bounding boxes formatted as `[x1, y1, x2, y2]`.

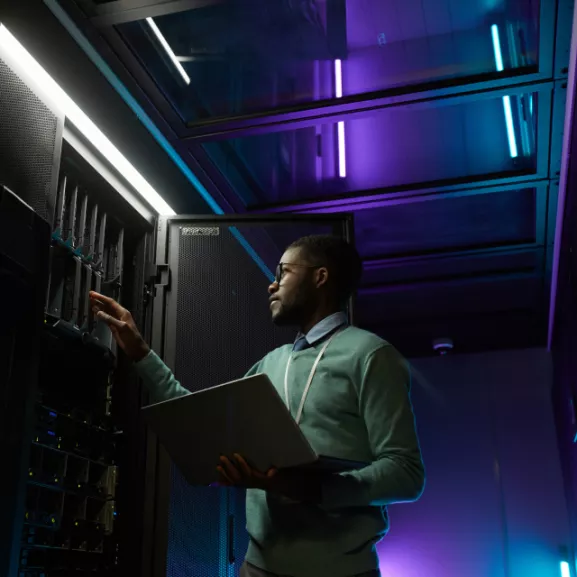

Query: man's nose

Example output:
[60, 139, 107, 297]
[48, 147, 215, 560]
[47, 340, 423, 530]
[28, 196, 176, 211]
[268, 280, 279, 295]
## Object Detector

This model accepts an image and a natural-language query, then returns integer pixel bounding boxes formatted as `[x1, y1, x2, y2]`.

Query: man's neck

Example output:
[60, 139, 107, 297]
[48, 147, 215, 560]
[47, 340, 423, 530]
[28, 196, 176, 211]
[300, 308, 342, 335]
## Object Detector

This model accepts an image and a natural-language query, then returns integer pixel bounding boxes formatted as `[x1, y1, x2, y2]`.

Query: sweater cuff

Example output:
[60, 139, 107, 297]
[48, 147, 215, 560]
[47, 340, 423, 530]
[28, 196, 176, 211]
[133, 349, 154, 372]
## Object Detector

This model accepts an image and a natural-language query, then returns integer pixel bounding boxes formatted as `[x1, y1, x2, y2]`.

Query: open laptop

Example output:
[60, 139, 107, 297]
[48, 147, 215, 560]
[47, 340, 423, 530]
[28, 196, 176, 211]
[141, 373, 367, 486]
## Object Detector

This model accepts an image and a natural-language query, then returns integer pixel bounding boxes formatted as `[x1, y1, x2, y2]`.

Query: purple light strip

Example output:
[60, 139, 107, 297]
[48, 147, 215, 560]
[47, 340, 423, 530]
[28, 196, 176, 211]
[335, 59, 346, 178]
[547, 1, 577, 349]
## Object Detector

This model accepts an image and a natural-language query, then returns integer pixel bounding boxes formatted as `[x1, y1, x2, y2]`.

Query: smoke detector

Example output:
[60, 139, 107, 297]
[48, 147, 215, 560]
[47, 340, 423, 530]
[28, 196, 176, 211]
[432, 337, 454, 355]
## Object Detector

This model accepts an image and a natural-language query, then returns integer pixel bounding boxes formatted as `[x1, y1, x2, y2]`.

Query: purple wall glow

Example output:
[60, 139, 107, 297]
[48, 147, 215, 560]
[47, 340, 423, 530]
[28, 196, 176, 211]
[378, 349, 572, 577]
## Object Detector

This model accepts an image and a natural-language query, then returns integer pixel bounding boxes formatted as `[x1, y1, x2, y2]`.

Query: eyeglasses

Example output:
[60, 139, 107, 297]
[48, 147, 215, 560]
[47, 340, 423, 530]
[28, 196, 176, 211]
[274, 262, 324, 284]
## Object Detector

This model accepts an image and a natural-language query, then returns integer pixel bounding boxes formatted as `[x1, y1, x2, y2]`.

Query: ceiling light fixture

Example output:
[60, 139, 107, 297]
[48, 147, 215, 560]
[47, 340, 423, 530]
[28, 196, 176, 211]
[0, 23, 175, 216]
[334, 59, 346, 178]
[491, 24, 518, 158]
[146, 17, 191, 86]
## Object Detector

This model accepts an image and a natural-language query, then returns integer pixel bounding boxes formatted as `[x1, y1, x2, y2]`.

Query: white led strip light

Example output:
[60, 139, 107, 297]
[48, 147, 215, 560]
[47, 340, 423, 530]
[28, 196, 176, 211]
[0, 23, 176, 216]
[145, 17, 191, 85]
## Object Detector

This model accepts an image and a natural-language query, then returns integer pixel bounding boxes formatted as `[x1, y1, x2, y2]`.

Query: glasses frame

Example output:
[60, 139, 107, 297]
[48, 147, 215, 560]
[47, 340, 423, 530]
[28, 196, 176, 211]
[274, 262, 326, 284]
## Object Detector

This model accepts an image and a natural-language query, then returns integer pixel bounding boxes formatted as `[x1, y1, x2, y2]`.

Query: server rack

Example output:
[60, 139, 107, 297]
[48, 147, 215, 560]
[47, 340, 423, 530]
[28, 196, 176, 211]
[0, 32, 156, 576]
[8, 135, 155, 577]
[0, 186, 52, 577]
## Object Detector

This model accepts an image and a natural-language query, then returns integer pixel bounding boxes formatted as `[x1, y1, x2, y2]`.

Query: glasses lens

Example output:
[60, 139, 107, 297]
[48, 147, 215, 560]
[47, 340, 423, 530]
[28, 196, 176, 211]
[275, 264, 282, 283]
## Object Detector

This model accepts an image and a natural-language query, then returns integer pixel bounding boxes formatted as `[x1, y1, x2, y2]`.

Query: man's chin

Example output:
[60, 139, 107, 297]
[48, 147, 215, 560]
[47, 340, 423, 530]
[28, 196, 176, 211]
[271, 311, 292, 326]
[271, 313, 287, 326]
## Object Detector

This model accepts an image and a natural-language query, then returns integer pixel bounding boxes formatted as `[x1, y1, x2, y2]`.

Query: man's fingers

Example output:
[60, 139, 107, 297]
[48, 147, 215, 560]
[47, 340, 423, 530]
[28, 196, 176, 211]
[233, 454, 253, 477]
[96, 310, 126, 329]
[89, 291, 125, 317]
[219, 456, 242, 483]
[216, 466, 233, 485]
[89, 291, 113, 304]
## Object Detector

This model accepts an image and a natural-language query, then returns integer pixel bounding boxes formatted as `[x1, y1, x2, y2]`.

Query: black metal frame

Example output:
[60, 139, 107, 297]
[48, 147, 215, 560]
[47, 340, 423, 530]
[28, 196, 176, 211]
[141, 212, 353, 577]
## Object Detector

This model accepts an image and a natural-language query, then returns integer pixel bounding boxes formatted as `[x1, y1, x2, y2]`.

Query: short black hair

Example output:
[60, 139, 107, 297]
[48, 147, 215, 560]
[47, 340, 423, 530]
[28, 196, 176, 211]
[287, 234, 363, 303]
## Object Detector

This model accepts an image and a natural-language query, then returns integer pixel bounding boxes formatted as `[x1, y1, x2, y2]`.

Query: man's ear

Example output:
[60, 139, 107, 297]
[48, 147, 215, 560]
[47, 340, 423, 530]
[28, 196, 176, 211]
[315, 267, 329, 289]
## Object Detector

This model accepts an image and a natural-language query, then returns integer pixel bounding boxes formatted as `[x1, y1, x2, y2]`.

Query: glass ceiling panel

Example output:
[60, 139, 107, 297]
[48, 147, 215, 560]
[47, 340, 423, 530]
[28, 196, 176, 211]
[355, 188, 537, 259]
[116, 0, 540, 122]
[201, 91, 539, 208]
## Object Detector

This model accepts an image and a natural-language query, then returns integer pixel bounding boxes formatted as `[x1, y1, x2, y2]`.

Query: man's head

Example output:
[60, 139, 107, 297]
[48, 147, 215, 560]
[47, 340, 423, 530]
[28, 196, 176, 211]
[268, 235, 363, 328]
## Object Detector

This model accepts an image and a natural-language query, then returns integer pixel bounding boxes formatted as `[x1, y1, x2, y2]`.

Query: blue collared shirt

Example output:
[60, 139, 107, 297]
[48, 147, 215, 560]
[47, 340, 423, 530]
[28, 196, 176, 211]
[294, 311, 349, 350]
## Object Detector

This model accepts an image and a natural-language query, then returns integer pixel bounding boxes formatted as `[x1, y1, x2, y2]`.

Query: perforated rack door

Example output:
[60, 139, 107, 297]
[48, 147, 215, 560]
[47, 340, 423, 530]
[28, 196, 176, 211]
[0, 55, 63, 228]
[147, 215, 354, 577]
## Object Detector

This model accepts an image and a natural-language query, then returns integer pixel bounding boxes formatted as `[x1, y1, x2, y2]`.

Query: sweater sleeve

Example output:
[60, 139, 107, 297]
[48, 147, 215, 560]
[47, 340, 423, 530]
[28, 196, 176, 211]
[134, 349, 263, 403]
[133, 349, 190, 403]
[322, 345, 425, 509]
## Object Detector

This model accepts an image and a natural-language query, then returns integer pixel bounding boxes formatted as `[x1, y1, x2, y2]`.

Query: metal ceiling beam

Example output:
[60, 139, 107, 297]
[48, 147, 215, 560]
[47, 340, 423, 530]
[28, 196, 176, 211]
[363, 244, 543, 271]
[253, 178, 550, 214]
[553, 0, 575, 79]
[182, 78, 553, 142]
[89, 0, 222, 27]
[547, 0, 577, 349]
[358, 270, 540, 297]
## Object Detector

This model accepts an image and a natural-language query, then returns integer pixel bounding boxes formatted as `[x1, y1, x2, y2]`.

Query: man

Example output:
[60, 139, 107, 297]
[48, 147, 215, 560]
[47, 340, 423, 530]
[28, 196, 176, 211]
[90, 235, 424, 577]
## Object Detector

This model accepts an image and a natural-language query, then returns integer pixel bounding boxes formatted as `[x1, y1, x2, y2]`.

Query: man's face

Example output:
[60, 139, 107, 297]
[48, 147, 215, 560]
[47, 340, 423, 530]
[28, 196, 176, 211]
[269, 248, 318, 326]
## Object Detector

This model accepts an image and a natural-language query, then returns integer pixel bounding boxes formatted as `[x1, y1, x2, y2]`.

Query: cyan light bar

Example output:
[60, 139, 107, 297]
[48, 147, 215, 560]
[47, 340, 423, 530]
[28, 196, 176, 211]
[491, 24, 518, 158]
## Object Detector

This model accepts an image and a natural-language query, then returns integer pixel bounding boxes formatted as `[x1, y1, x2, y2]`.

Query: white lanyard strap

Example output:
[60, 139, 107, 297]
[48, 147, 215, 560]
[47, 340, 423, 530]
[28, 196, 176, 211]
[284, 329, 341, 425]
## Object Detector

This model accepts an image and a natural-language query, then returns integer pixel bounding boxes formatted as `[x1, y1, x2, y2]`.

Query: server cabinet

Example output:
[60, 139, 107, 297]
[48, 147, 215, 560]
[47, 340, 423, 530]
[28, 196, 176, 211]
[0, 46, 155, 573]
[0, 32, 63, 577]
[145, 214, 354, 577]
[0, 186, 52, 577]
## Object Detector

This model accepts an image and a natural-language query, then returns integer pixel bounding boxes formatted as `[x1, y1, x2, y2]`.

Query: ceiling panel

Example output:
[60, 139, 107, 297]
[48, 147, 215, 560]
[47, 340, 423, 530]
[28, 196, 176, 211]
[356, 274, 542, 322]
[362, 248, 542, 287]
[201, 91, 539, 207]
[354, 188, 538, 258]
[114, 0, 540, 121]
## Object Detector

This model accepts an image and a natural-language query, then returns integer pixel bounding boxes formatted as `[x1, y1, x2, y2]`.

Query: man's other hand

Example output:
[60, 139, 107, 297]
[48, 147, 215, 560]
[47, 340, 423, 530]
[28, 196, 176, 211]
[89, 291, 150, 362]
[217, 454, 323, 504]
[217, 454, 277, 490]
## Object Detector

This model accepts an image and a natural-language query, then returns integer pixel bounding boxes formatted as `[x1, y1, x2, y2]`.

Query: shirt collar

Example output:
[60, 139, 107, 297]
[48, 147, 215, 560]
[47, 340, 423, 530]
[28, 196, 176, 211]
[295, 311, 348, 348]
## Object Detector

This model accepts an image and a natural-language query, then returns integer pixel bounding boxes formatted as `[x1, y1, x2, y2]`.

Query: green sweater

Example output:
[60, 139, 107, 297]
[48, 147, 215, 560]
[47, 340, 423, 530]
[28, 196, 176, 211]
[134, 326, 424, 577]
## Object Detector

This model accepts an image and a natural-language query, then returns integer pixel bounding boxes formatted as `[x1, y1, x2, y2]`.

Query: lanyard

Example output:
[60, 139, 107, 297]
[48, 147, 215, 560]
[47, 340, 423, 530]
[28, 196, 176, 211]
[284, 329, 342, 425]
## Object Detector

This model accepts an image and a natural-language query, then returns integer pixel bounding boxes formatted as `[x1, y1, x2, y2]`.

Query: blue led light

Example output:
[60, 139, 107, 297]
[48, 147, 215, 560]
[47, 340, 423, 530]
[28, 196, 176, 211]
[560, 561, 571, 577]
[230, 227, 274, 282]
[502, 95, 518, 158]
[47, 431, 56, 437]
[491, 24, 518, 158]
[491, 25, 505, 72]
[49, 411, 57, 418]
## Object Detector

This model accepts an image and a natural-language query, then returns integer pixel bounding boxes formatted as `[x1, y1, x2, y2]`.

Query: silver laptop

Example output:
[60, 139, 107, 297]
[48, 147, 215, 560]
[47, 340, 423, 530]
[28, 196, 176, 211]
[141, 373, 366, 486]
